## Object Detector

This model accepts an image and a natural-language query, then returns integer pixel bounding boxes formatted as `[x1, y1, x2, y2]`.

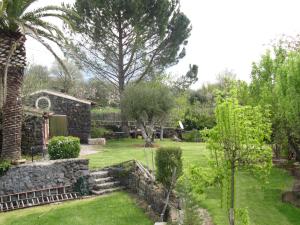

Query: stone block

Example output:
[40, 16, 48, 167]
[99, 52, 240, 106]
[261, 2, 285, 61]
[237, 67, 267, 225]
[88, 138, 106, 145]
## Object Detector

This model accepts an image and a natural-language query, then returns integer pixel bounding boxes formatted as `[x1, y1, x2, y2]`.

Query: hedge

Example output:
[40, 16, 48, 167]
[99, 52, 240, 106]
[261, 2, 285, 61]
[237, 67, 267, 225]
[48, 136, 80, 160]
[155, 147, 183, 188]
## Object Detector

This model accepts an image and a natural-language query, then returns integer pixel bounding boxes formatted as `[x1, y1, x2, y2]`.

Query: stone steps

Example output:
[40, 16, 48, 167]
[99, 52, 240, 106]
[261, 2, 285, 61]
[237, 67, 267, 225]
[90, 171, 109, 179]
[94, 177, 114, 184]
[91, 187, 125, 196]
[90, 170, 123, 196]
[94, 181, 120, 190]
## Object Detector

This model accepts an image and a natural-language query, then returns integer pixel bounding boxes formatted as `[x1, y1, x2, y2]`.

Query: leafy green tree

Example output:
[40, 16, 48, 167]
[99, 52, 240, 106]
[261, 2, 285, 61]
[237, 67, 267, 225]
[121, 82, 174, 146]
[50, 60, 83, 96]
[276, 51, 300, 160]
[248, 46, 289, 157]
[22, 64, 51, 96]
[66, 0, 191, 132]
[83, 78, 118, 107]
[204, 89, 272, 225]
[174, 64, 199, 91]
[0, 0, 74, 160]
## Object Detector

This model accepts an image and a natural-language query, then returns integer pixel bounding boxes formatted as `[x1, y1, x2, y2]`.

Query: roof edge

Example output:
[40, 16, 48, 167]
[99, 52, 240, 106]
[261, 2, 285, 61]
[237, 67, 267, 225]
[28, 90, 92, 105]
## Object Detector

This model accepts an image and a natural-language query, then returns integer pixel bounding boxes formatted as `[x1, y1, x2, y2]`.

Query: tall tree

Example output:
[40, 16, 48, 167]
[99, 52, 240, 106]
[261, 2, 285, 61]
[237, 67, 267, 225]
[0, 0, 74, 160]
[276, 51, 300, 160]
[174, 64, 199, 91]
[83, 77, 118, 107]
[22, 64, 51, 96]
[249, 46, 288, 156]
[66, 0, 191, 131]
[50, 60, 83, 95]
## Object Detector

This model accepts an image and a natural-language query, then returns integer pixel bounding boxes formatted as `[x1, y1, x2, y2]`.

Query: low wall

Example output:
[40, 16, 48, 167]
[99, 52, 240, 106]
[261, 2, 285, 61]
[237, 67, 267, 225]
[107, 161, 180, 221]
[0, 159, 89, 196]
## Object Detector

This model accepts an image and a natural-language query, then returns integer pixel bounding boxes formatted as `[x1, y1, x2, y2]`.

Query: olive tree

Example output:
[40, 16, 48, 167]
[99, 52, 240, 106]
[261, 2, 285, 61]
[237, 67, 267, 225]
[121, 82, 174, 146]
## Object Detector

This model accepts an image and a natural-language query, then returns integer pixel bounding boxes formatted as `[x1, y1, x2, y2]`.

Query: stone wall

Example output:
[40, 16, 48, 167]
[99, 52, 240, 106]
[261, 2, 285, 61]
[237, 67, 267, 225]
[25, 92, 91, 143]
[0, 112, 2, 155]
[107, 161, 180, 221]
[21, 114, 44, 155]
[0, 159, 89, 195]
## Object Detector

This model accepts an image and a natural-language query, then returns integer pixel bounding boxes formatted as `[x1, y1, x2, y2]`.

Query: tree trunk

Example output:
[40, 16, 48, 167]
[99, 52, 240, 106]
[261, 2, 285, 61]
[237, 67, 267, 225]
[117, 11, 129, 136]
[1, 66, 24, 160]
[139, 122, 154, 147]
[287, 129, 299, 161]
[160, 126, 164, 141]
[229, 162, 235, 225]
[0, 33, 26, 161]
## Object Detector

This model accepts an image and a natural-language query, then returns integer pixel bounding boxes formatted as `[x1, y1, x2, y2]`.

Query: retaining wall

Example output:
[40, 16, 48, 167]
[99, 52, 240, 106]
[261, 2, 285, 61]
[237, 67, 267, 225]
[0, 159, 89, 195]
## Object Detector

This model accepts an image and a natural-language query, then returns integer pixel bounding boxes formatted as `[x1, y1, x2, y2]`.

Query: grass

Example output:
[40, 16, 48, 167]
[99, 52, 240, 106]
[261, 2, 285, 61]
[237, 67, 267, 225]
[84, 138, 209, 169]
[82, 138, 300, 225]
[0, 192, 153, 225]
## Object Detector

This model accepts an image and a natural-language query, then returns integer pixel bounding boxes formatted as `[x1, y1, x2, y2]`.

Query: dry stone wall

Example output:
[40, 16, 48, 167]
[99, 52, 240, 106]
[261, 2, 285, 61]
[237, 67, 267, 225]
[0, 159, 89, 196]
[107, 161, 181, 221]
[21, 114, 44, 155]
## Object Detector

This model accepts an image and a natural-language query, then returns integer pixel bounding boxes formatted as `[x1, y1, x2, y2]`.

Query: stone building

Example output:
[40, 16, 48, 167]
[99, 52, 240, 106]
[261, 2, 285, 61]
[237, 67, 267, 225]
[24, 90, 93, 144]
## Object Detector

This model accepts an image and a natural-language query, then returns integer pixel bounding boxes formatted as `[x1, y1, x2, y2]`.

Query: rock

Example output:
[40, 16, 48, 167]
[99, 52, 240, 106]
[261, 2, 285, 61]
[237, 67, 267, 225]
[88, 138, 106, 145]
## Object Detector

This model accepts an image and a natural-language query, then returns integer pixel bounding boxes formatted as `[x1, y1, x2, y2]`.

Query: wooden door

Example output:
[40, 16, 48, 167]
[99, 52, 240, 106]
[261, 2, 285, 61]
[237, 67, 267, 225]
[49, 115, 68, 138]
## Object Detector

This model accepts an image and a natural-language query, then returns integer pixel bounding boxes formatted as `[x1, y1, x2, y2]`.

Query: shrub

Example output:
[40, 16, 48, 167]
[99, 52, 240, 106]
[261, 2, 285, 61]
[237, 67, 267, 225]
[0, 160, 10, 176]
[91, 127, 110, 138]
[155, 147, 183, 188]
[48, 136, 80, 160]
[182, 129, 201, 142]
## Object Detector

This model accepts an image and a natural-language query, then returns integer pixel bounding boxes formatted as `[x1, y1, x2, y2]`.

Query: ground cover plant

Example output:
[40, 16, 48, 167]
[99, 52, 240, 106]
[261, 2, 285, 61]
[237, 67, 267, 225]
[0, 192, 153, 225]
[82, 138, 300, 225]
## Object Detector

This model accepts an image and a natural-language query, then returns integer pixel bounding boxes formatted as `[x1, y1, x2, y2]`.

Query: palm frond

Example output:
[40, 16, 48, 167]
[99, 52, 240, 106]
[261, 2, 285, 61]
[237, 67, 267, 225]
[0, 0, 8, 17]
[22, 23, 71, 83]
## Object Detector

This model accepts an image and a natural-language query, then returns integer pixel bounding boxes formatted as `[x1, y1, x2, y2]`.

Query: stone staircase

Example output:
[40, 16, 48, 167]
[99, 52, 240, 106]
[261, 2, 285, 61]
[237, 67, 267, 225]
[90, 170, 124, 195]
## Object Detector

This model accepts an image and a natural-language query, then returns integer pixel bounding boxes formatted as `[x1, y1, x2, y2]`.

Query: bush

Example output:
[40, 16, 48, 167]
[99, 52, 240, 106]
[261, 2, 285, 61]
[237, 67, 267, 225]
[0, 160, 10, 176]
[48, 136, 80, 160]
[182, 129, 201, 142]
[155, 147, 183, 188]
[91, 127, 110, 138]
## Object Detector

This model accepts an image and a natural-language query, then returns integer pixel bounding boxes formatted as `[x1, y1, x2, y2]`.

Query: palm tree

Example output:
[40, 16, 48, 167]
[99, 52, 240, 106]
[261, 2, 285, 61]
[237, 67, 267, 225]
[0, 0, 74, 161]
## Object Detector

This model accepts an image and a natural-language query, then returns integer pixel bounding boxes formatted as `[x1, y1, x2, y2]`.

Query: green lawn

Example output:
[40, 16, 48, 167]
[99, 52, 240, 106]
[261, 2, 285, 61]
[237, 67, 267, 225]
[0, 192, 153, 225]
[83, 138, 300, 225]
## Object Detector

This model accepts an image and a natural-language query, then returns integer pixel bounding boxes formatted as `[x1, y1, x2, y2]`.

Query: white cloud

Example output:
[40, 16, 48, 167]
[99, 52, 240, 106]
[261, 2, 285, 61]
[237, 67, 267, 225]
[26, 0, 300, 88]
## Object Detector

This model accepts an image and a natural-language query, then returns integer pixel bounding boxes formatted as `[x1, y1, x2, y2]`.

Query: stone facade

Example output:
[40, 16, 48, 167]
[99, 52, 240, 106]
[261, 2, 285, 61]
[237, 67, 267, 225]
[0, 112, 2, 156]
[0, 159, 89, 195]
[21, 114, 44, 155]
[24, 90, 92, 143]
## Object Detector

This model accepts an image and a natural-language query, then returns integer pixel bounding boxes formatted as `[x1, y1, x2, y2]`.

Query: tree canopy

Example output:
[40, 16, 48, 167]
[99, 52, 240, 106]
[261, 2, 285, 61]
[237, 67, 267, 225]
[66, 0, 191, 95]
[121, 81, 174, 145]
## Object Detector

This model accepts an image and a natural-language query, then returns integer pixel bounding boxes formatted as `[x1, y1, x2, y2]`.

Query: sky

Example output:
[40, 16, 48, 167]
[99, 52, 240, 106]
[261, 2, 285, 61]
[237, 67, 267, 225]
[26, 0, 300, 88]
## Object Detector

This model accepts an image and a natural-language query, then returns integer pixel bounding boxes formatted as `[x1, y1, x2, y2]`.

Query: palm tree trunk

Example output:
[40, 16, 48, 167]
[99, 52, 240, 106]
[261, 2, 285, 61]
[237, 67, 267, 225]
[0, 33, 26, 161]
[1, 67, 24, 160]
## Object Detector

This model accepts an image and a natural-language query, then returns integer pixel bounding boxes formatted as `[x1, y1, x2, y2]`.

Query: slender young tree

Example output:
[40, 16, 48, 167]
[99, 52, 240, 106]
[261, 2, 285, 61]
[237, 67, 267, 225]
[205, 88, 272, 225]
[0, 0, 75, 160]
[66, 0, 191, 132]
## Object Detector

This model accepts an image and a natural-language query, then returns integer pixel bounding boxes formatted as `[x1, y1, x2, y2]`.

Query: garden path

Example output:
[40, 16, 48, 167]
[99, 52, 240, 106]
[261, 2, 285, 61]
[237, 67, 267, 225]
[80, 145, 102, 156]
